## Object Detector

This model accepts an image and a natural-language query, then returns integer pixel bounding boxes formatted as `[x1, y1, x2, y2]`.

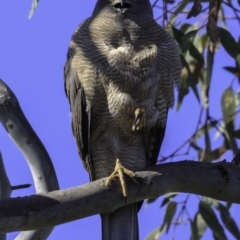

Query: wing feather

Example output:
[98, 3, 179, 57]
[64, 44, 94, 180]
[147, 121, 166, 166]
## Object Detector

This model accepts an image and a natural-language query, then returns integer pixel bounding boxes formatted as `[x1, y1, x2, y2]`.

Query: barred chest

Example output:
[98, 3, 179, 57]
[105, 68, 160, 132]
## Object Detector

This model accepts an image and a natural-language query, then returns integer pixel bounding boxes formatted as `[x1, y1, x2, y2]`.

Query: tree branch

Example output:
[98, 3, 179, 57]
[0, 160, 239, 233]
[0, 153, 11, 240]
[0, 79, 59, 239]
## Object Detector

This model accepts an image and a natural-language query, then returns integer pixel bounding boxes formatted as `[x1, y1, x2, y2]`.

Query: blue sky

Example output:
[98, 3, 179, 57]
[0, 1, 239, 239]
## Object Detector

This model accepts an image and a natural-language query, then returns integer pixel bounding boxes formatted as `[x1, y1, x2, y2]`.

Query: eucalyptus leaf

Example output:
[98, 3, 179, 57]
[160, 201, 177, 233]
[180, 54, 200, 106]
[233, 130, 240, 139]
[205, 48, 214, 86]
[217, 203, 240, 240]
[189, 44, 205, 64]
[145, 227, 165, 240]
[219, 27, 240, 60]
[172, 26, 185, 43]
[160, 193, 178, 208]
[199, 201, 227, 240]
[190, 219, 199, 240]
[190, 212, 207, 240]
[221, 87, 236, 125]
[221, 87, 237, 153]
[29, 0, 39, 19]
[223, 66, 240, 76]
[181, 30, 198, 53]
[146, 197, 158, 204]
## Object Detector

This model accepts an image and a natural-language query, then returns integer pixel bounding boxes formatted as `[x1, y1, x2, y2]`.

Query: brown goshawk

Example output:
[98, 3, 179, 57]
[64, 0, 181, 239]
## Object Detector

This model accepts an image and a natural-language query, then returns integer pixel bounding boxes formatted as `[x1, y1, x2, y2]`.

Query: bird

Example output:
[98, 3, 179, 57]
[64, 0, 181, 239]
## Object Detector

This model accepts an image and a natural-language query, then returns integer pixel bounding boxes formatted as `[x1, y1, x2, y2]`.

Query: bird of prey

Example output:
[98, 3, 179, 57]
[64, 0, 181, 239]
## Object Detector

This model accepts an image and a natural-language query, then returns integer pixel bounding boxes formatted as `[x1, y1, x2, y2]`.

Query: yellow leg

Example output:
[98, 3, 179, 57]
[106, 159, 137, 198]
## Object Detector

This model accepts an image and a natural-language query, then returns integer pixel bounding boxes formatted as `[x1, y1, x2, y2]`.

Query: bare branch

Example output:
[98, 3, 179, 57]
[0, 79, 59, 239]
[11, 184, 31, 191]
[0, 161, 239, 233]
[0, 153, 11, 240]
[0, 153, 11, 200]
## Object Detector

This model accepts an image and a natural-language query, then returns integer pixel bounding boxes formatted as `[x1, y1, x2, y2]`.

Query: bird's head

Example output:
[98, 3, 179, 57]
[92, 0, 153, 18]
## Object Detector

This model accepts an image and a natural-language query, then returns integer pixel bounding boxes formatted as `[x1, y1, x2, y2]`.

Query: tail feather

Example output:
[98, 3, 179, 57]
[101, 203, 139, 240]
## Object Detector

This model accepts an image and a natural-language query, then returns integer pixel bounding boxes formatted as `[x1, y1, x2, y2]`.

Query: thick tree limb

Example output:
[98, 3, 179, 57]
[0, 79, 59, 239]
[0, 160, 240, 233]
[0, 153, 11, 240]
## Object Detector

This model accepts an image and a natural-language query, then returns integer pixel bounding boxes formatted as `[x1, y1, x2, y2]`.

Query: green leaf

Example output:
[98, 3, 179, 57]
[180, 54, 200, 104]
[181, 30, 198, 53]
[221, 87, 236, 125]
[200, 34, 208, 52]
[217, 203, 240, 240]
[199, 201, 227, 240]
[172, 26, 185, 43]
[219, 27, 240, 60]
[180, 24, 192, 34]
[160, 193, 178, 208]
[221, 88, 237, 154]
[145, 227, 165, 240]
[223, 66, 240, 76]
[202, 197, 219, 208]
[205, 48, 214, 86]
[219, 6, 227, 30]
[160, 201, 177, 233]
[190, 219, 199, 240]
[191, 212, 208, 240]
[177, 55, 189, 110]
[182, 30, 198, 44]
[177, 79, 189, 110]
[189, 44, 205, 64]
[233, 129, 240, 138]
[210, 146, 227, 161]
[195, 212, 207, 239]
[236, 54, 240, 67]
[204, 124, 211, 156]
[146, 197, 158, 204]
[29, 0, 39, 19]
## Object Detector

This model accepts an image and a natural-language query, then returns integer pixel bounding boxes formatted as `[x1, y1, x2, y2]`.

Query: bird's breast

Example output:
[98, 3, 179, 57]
[106, 42, 158, 73]
[106, 78, 159, 133]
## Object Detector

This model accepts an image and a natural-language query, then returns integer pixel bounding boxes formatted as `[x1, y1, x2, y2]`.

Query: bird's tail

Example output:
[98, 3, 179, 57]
[101, 203, 139, 240]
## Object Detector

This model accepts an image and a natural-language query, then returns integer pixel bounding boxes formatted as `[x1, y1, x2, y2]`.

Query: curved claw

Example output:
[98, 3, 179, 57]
[106, 159, 137, 198]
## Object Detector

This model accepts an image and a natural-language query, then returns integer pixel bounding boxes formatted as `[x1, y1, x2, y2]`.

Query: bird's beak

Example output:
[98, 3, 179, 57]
[113, 0, 131, 13]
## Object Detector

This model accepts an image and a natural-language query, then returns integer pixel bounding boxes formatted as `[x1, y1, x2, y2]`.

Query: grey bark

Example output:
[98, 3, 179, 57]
[0, 79, 59, 240]
[0, 153, 11, 240]
[0, 160, 239, 233]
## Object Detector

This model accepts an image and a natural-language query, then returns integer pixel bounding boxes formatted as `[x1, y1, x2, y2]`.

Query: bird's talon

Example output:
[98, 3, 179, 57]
[132, 108, 145, 132]
[106, 159, 137, 198]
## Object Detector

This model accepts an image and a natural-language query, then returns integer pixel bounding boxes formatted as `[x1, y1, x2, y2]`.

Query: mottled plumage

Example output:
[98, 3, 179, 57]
[64, 0, 181, 239]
